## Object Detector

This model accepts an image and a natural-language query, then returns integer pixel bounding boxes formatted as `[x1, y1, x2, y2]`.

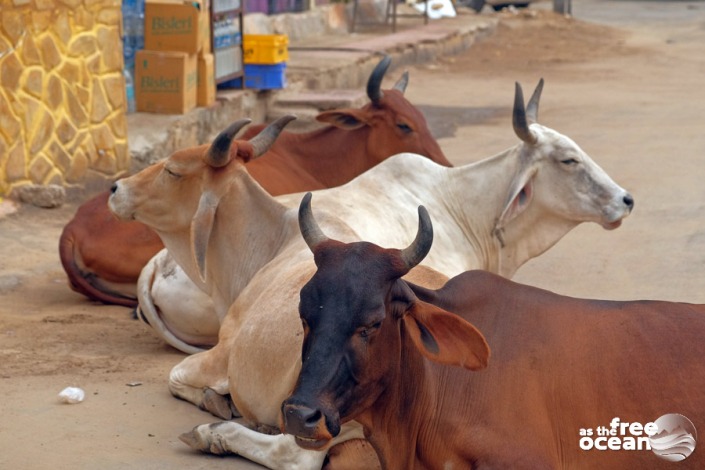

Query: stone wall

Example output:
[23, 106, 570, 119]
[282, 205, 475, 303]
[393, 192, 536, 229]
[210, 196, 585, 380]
[0, 0, 128, 200]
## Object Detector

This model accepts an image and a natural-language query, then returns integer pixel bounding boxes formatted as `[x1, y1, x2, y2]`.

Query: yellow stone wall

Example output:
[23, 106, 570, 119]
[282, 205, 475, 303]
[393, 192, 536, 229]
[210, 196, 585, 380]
[0, 0, 128, 197]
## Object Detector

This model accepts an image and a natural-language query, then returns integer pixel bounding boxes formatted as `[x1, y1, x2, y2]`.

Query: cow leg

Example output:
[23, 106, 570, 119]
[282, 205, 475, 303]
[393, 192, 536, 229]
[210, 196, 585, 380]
[168, 344, 237, 419]
[180, 420, 366, 470]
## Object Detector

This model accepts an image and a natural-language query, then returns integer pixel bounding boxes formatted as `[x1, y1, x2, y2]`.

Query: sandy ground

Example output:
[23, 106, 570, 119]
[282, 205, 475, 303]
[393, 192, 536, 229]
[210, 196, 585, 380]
[1, 2, 705, 469]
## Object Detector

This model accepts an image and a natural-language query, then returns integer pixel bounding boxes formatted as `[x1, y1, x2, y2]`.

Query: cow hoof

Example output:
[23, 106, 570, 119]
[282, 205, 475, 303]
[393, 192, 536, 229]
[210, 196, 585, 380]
[179, 427, 206, 451]
[202, 388, 232, 420]
[179, 423, 232, 455]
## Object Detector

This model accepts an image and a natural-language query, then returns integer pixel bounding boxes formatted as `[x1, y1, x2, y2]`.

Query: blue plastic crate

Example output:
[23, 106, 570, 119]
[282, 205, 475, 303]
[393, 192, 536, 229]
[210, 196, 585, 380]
[219, 63, 287, 90]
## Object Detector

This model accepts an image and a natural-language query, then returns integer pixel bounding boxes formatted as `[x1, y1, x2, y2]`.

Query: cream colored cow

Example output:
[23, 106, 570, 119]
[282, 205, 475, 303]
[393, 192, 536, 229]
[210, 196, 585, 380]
[136, 79, 634, 355]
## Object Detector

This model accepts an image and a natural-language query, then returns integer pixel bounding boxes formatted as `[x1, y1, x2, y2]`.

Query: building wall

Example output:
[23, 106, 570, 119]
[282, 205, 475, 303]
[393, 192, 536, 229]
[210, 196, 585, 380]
[0, 0, 128, 198]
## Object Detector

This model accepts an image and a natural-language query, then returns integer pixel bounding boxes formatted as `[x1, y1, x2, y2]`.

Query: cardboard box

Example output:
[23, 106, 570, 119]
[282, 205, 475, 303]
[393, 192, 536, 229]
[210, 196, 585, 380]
[145, 0, 209, 54]
[135, 50, 197, 114]
[197, 53, 216, 107]
[200, 0, 211, 54]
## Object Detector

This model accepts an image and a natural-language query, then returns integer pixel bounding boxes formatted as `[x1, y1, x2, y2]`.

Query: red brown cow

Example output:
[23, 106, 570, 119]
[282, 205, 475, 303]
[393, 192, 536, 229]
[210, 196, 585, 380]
[282, 197, 705, 469]
[59, 55, 450, 307]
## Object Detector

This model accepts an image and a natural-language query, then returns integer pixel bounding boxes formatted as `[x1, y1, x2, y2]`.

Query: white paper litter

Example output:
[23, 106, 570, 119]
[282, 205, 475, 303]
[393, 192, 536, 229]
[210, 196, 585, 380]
[58, 386, 85, 404]
[414, 0, 456, 19]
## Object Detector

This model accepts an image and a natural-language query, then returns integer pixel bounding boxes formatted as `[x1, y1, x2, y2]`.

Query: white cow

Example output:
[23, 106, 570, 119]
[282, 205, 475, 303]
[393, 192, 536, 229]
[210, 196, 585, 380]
[110, 80, 633, 469]
[137, 78, 634, 355]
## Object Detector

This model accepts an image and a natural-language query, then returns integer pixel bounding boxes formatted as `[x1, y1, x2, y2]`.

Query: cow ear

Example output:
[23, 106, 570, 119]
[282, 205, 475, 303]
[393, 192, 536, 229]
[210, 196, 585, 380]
[403, 302, 490, 371]
[191, 191, 219, 282]
[316, 109, 367, 130]
[496, 167, 536, 230]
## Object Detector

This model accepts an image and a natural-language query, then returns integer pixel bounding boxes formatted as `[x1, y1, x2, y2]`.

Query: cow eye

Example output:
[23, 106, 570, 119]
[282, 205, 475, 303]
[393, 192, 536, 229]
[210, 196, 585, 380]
[397, 123, 412, 134]
[560, 158, 579, 165]
[164, 167, 181, 178]
[359, 321, 382, 338]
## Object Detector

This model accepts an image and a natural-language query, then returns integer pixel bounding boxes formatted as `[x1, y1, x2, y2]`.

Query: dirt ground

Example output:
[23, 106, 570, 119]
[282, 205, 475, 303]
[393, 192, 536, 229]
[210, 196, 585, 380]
[2, 3, 705, 469]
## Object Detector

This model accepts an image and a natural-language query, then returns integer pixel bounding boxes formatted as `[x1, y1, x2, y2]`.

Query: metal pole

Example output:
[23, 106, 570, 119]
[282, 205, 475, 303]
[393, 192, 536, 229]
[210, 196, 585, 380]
[553, 0, 572, 15]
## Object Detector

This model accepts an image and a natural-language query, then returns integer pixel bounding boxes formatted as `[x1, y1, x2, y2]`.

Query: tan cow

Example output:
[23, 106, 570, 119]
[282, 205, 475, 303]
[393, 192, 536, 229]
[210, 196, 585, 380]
[281, 199, 705, 469]
[110, 80, 634, 468]
[60, 55, 450, 308]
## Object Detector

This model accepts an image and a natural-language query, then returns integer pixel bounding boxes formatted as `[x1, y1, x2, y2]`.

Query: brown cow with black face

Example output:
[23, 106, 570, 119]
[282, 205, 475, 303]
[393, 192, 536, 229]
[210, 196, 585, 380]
[282, 194, 705, 469]
[59, 55, 450, 308]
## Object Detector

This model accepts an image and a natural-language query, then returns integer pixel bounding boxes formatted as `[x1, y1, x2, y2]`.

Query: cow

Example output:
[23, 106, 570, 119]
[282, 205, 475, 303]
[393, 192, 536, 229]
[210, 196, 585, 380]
[109, 80, 634, 469]
[60, 54, 450, 308]
[135, 78, 634, 355]
[280, 196, 705, 469]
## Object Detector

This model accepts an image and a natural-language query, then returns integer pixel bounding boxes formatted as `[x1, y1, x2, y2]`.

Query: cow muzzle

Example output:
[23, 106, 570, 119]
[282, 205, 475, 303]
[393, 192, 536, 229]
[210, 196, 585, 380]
[601, 191, 635, 230]
[281, 401, 338, 451]
[107, 181, 135, 221]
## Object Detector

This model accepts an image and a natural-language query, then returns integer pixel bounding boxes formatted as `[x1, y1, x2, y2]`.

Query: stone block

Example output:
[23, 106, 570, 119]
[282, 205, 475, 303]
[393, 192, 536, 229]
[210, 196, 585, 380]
[53, 11, 72, 46]
[29, 109, 54, 154]
[14, 183, 66, 208]
[5, 142, 27, 182]
[90, 77, 111, 123]
[39, 34, 62, 69]
[24, 67, 44, 98]
[45, 73, 63, 110]
[1, 10, 25, 43]
[68, 33, 97, 58]
[21, 35, 41, 66]
[0, 52, 22, 91]
[28, 154, 53, 183]
[56, 116, 77, 144]
[0, 93, 21, 142]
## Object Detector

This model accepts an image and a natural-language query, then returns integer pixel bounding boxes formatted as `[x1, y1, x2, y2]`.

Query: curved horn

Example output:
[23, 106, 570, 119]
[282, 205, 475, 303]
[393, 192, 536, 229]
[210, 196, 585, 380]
[248, 114, 297, 159]
[512, 82, 537, 145]
[367, 55, 391, 104]
[204, 119, 252, 167]
[393, 71, 409, 94]
[526, 78, 544, 124]
[400, 206, 434, 270]
[298, 192, 329, 252]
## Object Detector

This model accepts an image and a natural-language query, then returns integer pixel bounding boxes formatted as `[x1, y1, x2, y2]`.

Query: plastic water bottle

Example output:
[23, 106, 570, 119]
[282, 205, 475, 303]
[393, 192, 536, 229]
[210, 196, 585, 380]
[121, 0, 144, 70]
[122, 0, 143, 113]
[124, 68, 136, 113]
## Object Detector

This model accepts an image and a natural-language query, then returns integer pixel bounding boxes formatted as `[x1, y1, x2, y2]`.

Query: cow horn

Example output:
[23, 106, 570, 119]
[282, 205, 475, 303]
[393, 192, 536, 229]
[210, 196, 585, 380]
[205, 119, 252, 168]
[400, 206, 433, 270]
[512, 82, 537, 145]
[393, 71, 409, 94]
[526, 78, 544, 124]
[298, 192, 329, 251]
[367, 55, 391, 104]
[248, 114, 297, 159]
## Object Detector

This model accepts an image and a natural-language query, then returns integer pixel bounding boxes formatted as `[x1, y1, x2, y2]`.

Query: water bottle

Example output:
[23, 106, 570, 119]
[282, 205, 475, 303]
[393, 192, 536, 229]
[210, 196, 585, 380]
[121, 0, 144, 71]
[134, 0, 145, 56]
[124, 68, 136, 113]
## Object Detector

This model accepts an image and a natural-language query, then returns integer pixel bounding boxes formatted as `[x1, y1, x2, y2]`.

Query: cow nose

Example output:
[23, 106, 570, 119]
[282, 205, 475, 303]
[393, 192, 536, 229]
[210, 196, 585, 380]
[282, 403, 324, 437]
[110, 183, 118, 194]
[623, 193, 634, 211]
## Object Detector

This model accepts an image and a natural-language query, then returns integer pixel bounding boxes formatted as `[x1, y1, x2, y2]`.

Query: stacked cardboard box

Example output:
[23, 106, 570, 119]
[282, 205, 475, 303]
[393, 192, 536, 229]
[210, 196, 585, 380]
[135, 0, 215, 114]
